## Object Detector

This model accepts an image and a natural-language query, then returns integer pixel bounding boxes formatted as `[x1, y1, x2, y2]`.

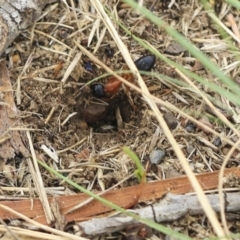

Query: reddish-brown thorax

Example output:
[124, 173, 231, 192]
[104, 66, 134, 97]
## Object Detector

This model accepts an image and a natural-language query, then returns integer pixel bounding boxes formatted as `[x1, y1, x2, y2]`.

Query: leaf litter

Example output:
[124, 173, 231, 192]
[0, 0, 240, 239]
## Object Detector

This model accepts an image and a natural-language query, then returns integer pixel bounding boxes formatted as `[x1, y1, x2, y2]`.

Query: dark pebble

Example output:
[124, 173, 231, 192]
[213, 137, 222, 147]
[163, 112, 178, 130]
[185, 122, 196, 132]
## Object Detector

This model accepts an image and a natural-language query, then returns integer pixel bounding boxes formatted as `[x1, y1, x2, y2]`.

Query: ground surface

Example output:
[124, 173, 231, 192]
[1, 0, 240, 239]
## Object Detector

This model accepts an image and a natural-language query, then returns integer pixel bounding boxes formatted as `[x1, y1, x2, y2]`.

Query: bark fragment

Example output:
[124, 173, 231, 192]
[0, 0, 51, 56]
[78, 192, 240, 235]
[0, 61, 29, 159]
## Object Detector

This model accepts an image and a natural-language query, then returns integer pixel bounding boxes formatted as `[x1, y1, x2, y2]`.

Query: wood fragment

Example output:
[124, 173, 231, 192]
[0, 61, 29, 159]
[78, 192, 240, 235]
[0, 167, 239, 225]
[0, 0, 53, 56]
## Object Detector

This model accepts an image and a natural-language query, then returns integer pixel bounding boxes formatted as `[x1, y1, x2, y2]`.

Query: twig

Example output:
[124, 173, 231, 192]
[78, 192, 240, 236]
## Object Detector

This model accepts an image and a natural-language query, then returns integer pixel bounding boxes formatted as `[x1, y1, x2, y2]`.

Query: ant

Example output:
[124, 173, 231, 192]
[91, 54, 156, 98]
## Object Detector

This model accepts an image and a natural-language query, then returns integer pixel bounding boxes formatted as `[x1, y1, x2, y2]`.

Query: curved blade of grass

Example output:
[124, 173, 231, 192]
[115, 18, 240, 106]
[117, 1, 240, 106]
[224, 0, 240, 9]
[38, 159, 192, 240]
[119, 22, 240, 106]
[201, 0, 240, 49]
[123, 146, 145, 183]
[83, 67, 233, 128]
[123, 0, 240, 95]
[157, 74, 232, 112]
[105, 9, 240, 106]
[155, 51, 240, 106]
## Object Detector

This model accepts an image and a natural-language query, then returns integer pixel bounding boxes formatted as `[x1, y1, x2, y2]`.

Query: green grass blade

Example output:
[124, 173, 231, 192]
[223, 0, 240, 9]
[38, 160, 193, 240]
[123, 146, 145, 182]
[120, 0, 240, 105]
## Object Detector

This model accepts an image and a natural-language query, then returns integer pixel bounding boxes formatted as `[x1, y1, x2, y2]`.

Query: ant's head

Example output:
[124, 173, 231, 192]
[90, 83, 106, 98]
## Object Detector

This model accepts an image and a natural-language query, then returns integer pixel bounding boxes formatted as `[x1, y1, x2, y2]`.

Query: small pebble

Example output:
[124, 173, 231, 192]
[163, 112, 178, 130]
[186, 145, 195, 154]
[213, 137, 222, 147]
[165, 169, 181, 178]
[164, 42, 185, 55]
[185, 122, 196, 132]
[150, 149, 165, 164]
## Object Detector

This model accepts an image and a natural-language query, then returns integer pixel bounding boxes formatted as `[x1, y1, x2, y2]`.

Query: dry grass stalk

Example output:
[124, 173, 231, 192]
[88, 0, 225, 236]
[34, 29, 72, 50]
[0, 218, 20, 240]
[35, 22, 74, 29]
[38, 45, 70, 56]
[66, 172, 135, 214]
[0, 224, 71, 240]
[219, 137, 240, 235]
[16, 52, 34, 105]
[61, 52, 82, 84]
[0, 205, 87, 240]
[57, 137, 87, 154]
[207, 10, 240, 44]
[44, 106, 56, 124]
[78, 43, 240, 151]
[0, 0, 239, 238]
[175, 69, 240, 138]
[61, 112, 78, 126]
[226, 13, 240, 47]
[26, 131, 54, 224]
[0, 186, 64, 194]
